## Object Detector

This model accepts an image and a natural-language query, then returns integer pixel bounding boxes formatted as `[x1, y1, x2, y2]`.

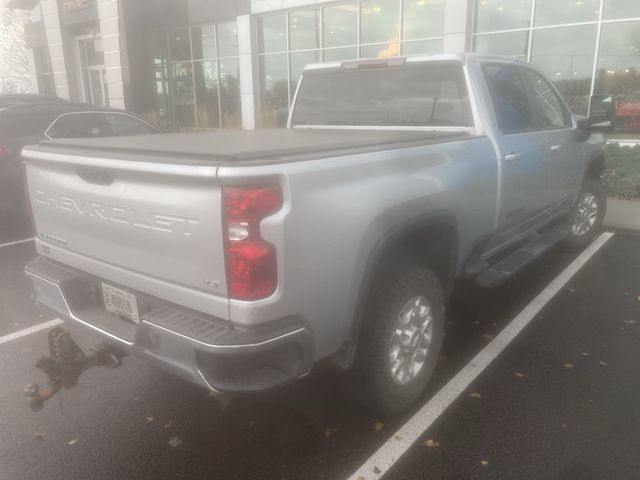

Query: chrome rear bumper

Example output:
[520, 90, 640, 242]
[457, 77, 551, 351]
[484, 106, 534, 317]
[25, 256, 313, 393]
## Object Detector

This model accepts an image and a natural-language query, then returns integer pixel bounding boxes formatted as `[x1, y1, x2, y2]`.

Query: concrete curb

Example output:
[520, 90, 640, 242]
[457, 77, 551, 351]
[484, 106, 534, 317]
[604, 198, 640, 232]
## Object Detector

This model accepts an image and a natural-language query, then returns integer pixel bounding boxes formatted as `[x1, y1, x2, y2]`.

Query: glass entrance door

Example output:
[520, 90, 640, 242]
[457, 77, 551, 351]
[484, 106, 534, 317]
[78, 37, 109, 106]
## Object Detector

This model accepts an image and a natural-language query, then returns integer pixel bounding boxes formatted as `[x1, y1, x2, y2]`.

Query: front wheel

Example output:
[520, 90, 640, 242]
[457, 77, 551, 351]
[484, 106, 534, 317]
[353, 265, 445, 415]
[562, 177, 607, 249]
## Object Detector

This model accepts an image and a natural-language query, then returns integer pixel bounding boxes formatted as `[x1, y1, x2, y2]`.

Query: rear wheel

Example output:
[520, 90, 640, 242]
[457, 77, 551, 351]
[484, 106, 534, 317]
[562, 177, 606, 249]
[353, 265, 445, 415]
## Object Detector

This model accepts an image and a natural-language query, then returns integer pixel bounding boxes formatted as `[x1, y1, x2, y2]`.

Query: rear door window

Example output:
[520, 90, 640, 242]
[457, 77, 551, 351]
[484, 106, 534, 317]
[482, 64, 534, 133]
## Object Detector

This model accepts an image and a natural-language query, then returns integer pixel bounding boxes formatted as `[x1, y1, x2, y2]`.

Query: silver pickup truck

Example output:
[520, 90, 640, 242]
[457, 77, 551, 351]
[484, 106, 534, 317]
[22, 54, 607, 414]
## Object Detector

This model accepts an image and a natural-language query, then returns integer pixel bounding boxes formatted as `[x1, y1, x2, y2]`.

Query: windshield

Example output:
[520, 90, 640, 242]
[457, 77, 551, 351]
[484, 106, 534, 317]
[290, 61, 473, 128]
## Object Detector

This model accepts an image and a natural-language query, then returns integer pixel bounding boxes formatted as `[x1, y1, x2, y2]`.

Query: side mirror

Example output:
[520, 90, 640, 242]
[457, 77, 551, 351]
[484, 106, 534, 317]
[575, 116, 591, 142]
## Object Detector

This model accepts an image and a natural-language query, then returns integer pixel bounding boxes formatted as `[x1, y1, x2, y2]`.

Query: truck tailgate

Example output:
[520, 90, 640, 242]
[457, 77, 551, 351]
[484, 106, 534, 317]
[22, 150, 228, 299]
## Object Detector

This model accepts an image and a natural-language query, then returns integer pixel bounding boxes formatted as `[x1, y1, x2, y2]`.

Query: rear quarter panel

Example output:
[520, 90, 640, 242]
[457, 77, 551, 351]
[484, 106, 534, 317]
[218, 136, 498, 359]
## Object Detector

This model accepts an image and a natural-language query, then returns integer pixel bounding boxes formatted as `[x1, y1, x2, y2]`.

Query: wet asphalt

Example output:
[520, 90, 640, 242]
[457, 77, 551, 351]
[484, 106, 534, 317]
[1, 208, 639, 480]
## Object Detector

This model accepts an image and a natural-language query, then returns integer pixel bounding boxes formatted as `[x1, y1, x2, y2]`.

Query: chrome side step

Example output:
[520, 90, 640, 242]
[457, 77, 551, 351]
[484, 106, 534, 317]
[475, 226, 568, 288]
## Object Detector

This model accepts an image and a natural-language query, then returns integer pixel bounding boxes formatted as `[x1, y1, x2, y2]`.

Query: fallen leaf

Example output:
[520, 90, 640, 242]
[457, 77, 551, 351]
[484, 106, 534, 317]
[146, 417, 154, 423]
[482, 334, 494, 340]
[561, 424, 568, 429]
[514, 372, 525, 378]
[600, 361, 608, 367]
[68, 439, 77, 445]
[637, 296, 640, 302]
[373, 467, 381, 474]
[394, 435, 403, 441]
[423, 439, 440, 448]
[581, 352, 589, 357]
[469, 392, 481, 399]
[480, 460, 489, 467]
[474, 321, 480, 325]
[568, 288, 576, 293]
[33, 432, 46, 440]
[132, 396, 139, 401]
[564, 363, 574, 369]
[169, 436, 182, 448]
[373, 422, 384, 431]
[623, 319, 636, 325]
[164, 421, 173, 429]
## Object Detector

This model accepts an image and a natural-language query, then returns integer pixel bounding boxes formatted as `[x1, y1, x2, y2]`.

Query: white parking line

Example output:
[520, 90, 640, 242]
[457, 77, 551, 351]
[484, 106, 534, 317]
[347, 231, 615, 480]
[0, 237, 34, 249]
[0, 319, 64, 345]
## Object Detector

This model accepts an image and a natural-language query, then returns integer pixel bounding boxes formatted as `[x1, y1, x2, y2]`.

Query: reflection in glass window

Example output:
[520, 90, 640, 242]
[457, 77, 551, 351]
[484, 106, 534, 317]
[594, 21, 640, 129]
[530, 25, 597, 115]
[191, 26, 216, 60]
[521, 68, 570, 128]
[217, 22, 239, 58]
[259, 14, 287, 53]
[475, 0, 532, 33]
[172, 62, 196, 128]
[323, 3, 357, 48]
[534, 0, 599, 26]
[193, 61, 220, 129]
[603, 0, 640, 20]
[474, 31, 529, 60]
[289, 10, 320, 51]
[220, 58, 241, 128]
[401, 39, 442, 56]
[360, 0, 400, 45]
[323, 47, 358, 62]
[169, 29, 191, 61]
[360, 42, 400, 58]
[402, 0, 444, 40]
[260, 54, 289, 127]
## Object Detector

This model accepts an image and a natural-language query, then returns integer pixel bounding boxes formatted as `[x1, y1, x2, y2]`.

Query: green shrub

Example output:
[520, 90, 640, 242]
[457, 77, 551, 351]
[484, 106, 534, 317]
[603, 143, 640, 199]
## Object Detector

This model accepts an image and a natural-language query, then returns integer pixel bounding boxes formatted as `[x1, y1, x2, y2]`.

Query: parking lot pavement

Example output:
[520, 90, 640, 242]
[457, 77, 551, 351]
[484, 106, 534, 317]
[0, 232, 637, 480]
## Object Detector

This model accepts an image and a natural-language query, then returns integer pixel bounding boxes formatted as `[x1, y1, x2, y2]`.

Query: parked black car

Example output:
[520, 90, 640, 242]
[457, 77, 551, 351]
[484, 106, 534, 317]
[0, 102, 155, 217]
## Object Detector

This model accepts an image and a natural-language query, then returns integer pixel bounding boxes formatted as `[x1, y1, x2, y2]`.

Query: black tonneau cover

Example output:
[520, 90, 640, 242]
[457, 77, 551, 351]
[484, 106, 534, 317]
[27, 128, 471, 165]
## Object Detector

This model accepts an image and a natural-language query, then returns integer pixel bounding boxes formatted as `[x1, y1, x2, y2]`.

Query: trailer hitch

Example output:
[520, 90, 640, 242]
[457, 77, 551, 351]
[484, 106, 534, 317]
[23, 326, 126, 411]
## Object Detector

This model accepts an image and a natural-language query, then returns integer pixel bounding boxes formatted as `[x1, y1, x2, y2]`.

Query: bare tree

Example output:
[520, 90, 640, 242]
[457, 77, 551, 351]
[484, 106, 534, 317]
[0, 8, 33, 93]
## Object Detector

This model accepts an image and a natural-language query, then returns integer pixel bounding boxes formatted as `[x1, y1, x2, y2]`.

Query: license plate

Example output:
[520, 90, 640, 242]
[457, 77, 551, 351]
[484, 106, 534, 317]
[101, 283, 140, 324]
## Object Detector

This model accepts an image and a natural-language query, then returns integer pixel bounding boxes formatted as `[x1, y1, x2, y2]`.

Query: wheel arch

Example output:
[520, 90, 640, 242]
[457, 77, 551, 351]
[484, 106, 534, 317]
[331, 211, 459, 369]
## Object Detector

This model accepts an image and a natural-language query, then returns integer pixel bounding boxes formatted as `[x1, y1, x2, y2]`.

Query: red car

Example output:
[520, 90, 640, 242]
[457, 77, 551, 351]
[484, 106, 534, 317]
[615, 92, 640, 129]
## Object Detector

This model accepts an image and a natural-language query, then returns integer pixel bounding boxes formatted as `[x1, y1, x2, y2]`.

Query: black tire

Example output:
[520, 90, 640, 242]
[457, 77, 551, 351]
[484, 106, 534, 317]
[353, 265, 445, 416]
[562, 177, 607, 249]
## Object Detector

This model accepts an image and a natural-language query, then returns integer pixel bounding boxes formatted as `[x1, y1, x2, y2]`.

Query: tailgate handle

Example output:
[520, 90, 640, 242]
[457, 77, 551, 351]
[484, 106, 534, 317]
[76, 167, 113, 186]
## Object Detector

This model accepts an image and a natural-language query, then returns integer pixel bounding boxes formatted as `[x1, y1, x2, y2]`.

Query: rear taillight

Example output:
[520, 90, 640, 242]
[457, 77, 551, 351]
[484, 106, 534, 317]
[223, 186, 282, 300]
[0, 145, 6, 159]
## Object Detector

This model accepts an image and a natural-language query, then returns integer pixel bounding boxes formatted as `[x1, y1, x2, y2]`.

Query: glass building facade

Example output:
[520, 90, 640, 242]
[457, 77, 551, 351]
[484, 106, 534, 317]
[257, 0, 446, 127]
[473, 0, 640, 121]
[167, 22, 242, 130]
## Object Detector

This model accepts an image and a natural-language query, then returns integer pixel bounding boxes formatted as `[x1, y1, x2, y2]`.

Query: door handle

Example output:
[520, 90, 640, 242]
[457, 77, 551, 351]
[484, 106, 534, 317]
[550, 144, 563, 151]
[504, 152, 522, 162]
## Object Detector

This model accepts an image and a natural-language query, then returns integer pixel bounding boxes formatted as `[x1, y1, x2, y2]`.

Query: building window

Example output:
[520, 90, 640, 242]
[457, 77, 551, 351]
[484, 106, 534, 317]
[475, 0, 532, 33]
[78, 37, 108, 107]
[474, 31, 528, 60]
[472, 0, 640, 124]
[530, 25, 597, 115]
[603, 0, 640, 20]
[533, 0, 599, 27]
[594, 21, 640, 129]
[168, 21, 241, 130]
[257, 0, 445, 127]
